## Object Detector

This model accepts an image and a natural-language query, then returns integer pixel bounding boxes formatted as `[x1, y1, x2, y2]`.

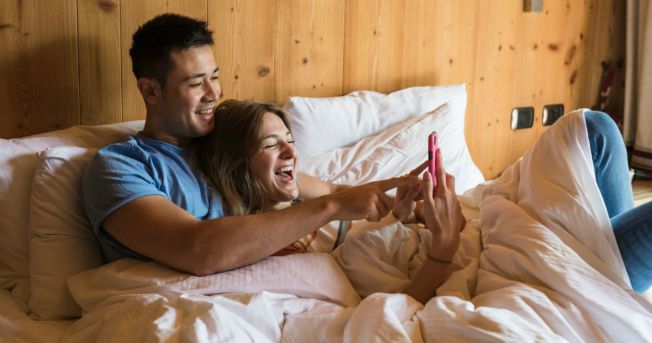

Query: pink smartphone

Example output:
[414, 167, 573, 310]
[428, 131, 438, 189]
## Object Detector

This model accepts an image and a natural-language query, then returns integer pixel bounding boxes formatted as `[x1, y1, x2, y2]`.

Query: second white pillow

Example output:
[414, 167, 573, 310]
[299, 103, 484, 194]
[284, 84, 467, 157]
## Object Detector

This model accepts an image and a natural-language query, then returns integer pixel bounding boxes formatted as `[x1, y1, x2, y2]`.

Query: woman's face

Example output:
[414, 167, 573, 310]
[248, 112, 299, 208]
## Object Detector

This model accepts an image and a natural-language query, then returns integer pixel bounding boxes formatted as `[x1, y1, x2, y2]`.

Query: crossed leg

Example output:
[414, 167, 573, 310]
[585, 111, 652, 292]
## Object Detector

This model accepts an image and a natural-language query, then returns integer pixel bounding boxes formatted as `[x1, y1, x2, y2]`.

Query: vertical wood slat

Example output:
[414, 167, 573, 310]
[274, 0, 345, 103]
[0, 0, 23, 137]
[466, 0, 520, 176]
[401, 0, 477, 88]
[343, 0, 406, 94]
[168, 0, 208, 21]
[78, 0, 122, 126]
[119, 0, 167, 122]
[209, 0, 276, 102]
[0, 0, 79, 137]
[536, 0, 575, 141]
[120, 0, 207, 122]
[508, 1, 545, 169]
[27, 0, 80, 133]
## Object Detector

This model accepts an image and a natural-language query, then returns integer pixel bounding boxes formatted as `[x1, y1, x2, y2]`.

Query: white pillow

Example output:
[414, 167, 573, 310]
[284, 84, 467, 157]
[29, 146, 103, 320]
[0, 140, 37, 290]
[0, 121, 143, 297]
[300, 103, 484, 194]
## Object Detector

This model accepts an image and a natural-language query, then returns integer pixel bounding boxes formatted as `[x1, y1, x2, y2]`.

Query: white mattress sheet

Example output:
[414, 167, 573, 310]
[0, 289, 72, 342]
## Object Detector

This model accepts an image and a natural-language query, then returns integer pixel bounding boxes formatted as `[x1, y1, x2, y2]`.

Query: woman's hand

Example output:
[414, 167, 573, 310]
[421, 149, 465, 262]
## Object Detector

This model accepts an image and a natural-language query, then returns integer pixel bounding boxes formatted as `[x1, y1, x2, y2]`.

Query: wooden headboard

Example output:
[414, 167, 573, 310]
[0, 0, 625, 179]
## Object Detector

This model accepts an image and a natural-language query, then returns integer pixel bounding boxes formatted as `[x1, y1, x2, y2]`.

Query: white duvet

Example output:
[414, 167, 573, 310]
[63, 111, 652, 342]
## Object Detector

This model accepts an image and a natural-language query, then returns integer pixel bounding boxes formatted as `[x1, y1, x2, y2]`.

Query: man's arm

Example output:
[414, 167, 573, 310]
[103, 178, 410, 276]
[297, 161, 428, 200]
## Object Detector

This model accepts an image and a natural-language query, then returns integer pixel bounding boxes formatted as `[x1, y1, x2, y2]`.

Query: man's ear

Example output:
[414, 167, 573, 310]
[137, 77, 162, 104]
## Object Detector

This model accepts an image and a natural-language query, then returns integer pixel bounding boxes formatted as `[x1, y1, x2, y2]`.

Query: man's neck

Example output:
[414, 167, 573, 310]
[140, 124, 190, 148]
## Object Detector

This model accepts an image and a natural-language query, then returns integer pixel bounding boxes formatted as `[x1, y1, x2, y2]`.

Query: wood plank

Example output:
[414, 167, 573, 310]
[120, 0, 167, 122]
[466, 0, 520, 178]
[0, 0, 80, 137]
[536, 0, 572, 139]
[343, 0, 406, 94]
[0, 0, 23, 137]
[566, 0, 594, 109]
[78, 0, 122, 125]
[274, 0, 345, 104]
[209, 0, 276, 102]
[508, 0, 546, 167]
[168, 0, 207, 21]
[401, 0, 477, 88]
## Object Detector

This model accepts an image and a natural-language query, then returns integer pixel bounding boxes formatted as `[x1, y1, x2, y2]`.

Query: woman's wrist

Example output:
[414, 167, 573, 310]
[427, 245, 456, 264]
[426, 253, 452, 264]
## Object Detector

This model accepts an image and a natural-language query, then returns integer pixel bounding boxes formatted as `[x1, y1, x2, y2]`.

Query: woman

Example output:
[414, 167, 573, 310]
[193, 99, 465, 303]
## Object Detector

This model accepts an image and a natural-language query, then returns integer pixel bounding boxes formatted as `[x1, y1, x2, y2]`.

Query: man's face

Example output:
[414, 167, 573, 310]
[248, 112, 299, 209]
[155, 45, 221, 145]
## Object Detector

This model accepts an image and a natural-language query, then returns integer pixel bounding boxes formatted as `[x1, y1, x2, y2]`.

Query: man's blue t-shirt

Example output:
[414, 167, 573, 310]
[82, 134, 224, 262]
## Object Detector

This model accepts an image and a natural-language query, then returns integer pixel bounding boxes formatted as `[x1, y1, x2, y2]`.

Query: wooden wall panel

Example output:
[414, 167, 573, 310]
[120, 0, 168, 122]
[209, 0, 275, 102]
[168, 0, 207, 21]
[343, 0, 406, 93]
[0, 0, 79, 137]
[401, 0, 477, 88]
[274, 0, 345, 103]
[507, 0, 546, 172]
[78, 0, 122, 125]
[466, 0, 520, 176]
[0, 0, 23, 137]
[0, 0, 626, 179]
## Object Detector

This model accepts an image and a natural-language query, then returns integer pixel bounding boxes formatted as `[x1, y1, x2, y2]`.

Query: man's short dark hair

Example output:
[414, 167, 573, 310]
[129, 13, 214, 89]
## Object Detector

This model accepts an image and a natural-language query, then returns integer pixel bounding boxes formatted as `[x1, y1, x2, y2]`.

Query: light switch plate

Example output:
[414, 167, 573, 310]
[511, 107, 534, 130]
[524, 0, 543, 12]
[543, 104, 564, 126]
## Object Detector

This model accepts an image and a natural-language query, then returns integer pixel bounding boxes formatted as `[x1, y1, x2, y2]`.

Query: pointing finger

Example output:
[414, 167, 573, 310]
[409, 160, 429, 176]
[373, 176, 418, 192]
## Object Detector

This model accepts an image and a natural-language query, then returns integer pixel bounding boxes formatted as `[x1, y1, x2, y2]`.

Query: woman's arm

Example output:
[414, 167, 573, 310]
[401, 151, 465, 304]
[297, 172, 350, 199]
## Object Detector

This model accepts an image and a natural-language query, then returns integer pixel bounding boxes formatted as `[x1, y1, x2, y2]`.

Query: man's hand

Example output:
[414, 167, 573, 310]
[407, 160, 428, 201]
[408, 160, 429, 176]
[325, 177, 417, 222]
[392, 179, 421, 222]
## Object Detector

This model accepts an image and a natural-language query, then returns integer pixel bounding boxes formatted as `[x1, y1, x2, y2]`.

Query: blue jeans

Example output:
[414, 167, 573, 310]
[585, 111, 652, 292]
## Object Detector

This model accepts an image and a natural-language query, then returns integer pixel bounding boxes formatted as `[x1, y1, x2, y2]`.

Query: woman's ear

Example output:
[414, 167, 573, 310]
[137, 77, 162, 104]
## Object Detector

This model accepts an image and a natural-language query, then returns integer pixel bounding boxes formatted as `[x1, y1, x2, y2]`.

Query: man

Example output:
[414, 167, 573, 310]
[82, 13, 412, 276]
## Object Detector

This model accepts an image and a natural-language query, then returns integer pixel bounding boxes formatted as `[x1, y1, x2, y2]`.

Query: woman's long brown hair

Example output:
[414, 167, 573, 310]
[192, 99, 292, 216]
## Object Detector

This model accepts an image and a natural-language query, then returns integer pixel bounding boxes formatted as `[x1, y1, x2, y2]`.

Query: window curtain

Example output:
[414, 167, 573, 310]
[625, 0, 652, 172]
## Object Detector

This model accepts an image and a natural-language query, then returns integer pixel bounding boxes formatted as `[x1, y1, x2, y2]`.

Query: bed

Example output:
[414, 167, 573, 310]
[1, 84, 651, 342]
